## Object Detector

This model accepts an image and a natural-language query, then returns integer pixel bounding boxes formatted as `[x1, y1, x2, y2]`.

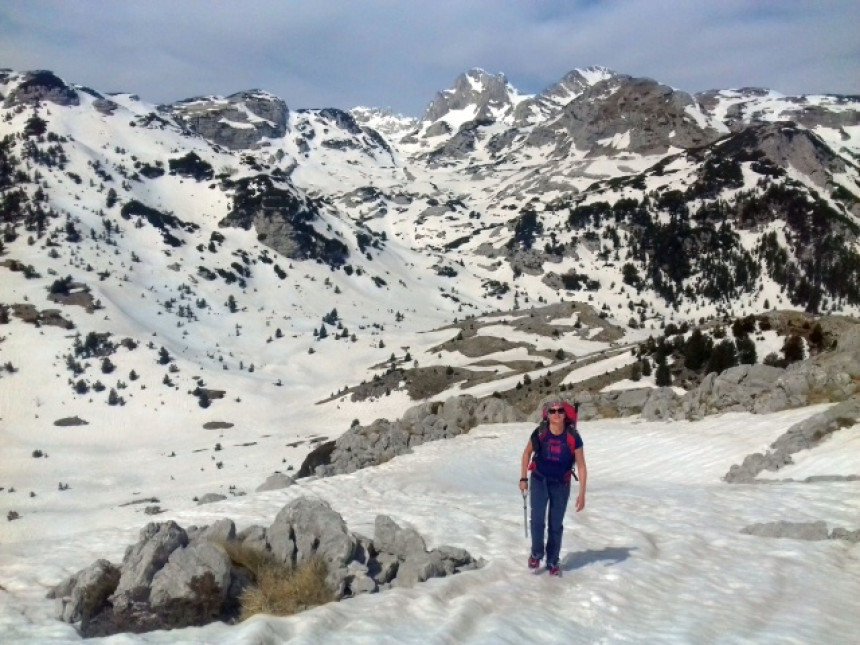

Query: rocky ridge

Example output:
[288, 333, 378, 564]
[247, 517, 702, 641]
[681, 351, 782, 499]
[301, 318, 860, 480]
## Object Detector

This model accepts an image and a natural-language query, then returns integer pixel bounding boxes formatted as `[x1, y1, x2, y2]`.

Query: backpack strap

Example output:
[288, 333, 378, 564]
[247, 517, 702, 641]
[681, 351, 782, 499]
[565, 427, 579, 481]
[530, 423, 548, 454]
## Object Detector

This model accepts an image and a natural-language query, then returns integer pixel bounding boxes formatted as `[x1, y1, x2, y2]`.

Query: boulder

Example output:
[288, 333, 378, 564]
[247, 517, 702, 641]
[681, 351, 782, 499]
[255, 472, 295, 492]
[110, 521, 187, 611]
[373, 515, 427, 560]
[48, 559, 120, 624]
[268, 497, 357, 571]
[393, 550, 446, 588]
[195, 518, 236, 544]
[196, 493, 227, 505]
[148, 541, 232, 625]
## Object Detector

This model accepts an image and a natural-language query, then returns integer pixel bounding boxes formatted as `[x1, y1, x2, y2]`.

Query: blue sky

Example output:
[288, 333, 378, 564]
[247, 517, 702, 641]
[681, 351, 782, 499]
[1, 0, 857, 116]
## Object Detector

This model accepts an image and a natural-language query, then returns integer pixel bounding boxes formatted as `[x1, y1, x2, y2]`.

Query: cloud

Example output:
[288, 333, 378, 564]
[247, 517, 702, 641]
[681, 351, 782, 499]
[0, 0, 857, 115]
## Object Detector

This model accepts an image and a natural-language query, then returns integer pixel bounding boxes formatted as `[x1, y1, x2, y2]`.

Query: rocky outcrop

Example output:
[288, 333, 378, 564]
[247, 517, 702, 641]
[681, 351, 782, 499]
[724, 397, 860, 483]
[48, 498, 481, 637]
[255, 472, 295, 492]
[423, 69, 516, 124]
[528, 75, 722, 156]
[741, 520, 859, 542]
[300, 394, 521, 477]
[47, 559, 120, 624]
[3, 70, 79, 107]
[168, 91, 289, 150]
[528, 75, 720, 155]
[219, 175, 349, 267]
[571, 350, 859, 423]
[513, 67, 615, 126]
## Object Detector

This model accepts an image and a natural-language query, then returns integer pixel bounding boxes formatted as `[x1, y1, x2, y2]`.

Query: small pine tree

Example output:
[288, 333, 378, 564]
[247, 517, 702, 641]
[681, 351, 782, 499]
[655, 362, 672, 387]
[782, 335, 805, 364]
[706, 339, 738, 375]
[735, 336, 757, 365]
[641, 358, 652, 377]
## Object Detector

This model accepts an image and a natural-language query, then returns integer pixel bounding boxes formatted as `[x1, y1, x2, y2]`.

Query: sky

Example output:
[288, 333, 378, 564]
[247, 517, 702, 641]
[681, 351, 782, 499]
[1, 0, 858, 116]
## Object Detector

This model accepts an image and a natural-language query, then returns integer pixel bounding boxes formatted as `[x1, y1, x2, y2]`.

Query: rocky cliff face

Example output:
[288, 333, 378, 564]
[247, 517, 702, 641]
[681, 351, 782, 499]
[219, 175, 349, 266]
[168, 91, 289, 150]
[513, 66, 615, 126]
[528, 76, 723, 156]
[3, 70, 80, 108]
[422, 68, 520, 124]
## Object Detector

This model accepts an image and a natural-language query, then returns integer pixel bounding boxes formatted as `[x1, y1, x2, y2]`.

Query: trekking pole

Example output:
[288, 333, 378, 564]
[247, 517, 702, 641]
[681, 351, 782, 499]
[522, 490, 529, 538]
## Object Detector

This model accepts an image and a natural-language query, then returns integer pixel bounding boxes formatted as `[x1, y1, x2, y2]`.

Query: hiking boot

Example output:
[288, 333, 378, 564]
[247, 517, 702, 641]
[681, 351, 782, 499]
[548, 565, 561, 577]
[528, 556, 540, 569]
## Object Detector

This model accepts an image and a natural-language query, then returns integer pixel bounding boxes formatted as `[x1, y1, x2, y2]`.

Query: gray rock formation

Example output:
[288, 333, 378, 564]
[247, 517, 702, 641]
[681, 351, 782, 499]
[196, 493, 227, 505]
[218, 175, 348, 267]
[3, 70, 80, 108]
[47, 498, 481, 637]
[168, 91, 289, 150]
[47, 559, 120, 624]
[302, 394, 520, 477]
[527, 76, 722, 156]
[575, 349, 859, 424]
[724, 397, 860, 483]
[741, 520, 830, 540]
[148, 541, 232, 620]
[740, 521, 859, 542]
[267, 497, 358, 595]
[255, 472, 295, 492]
[513, 67, 615, 126]
[110, 521, 188, 612]
[423, 69, 516, 124]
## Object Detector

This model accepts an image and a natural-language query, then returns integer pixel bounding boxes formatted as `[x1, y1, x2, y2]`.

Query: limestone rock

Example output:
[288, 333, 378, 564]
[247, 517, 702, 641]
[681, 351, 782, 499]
[48, 559, 120, 624]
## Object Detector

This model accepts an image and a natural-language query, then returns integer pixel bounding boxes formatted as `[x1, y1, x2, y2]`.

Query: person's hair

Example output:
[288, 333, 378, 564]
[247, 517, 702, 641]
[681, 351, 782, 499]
[543, 399, 566, 417]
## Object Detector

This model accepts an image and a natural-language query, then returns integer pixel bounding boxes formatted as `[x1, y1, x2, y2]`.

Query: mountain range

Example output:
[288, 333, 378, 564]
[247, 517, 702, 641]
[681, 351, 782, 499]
[1, 63, 859, 470]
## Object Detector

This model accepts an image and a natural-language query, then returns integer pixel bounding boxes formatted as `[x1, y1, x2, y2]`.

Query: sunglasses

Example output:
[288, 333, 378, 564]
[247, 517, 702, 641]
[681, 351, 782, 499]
[547, 408, 565, 415]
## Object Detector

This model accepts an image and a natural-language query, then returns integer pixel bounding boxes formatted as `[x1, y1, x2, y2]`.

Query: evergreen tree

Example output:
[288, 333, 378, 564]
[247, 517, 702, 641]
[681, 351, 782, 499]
[683, 329, 711, 370]
[655, 361, 672, 387]
[641, 357, 652, 377]
[782, 335, 805, 364]
[809, 323, 824, 351]
[735, 335, 757, 365]
[706, 339, 738, 374]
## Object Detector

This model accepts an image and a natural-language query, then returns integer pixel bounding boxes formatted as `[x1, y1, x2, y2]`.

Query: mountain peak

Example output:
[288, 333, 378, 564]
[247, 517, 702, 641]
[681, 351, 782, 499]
[421, 68, 527, 126]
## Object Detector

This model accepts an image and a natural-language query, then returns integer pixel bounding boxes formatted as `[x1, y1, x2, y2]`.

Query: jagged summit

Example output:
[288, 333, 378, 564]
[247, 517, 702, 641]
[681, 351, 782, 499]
[513, 66, 618, 125]
[421, 68, 528, 127]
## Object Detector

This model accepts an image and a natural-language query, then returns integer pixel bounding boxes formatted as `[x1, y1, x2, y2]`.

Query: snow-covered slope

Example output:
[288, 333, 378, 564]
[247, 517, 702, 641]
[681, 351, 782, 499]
[1, 408, 858, 643]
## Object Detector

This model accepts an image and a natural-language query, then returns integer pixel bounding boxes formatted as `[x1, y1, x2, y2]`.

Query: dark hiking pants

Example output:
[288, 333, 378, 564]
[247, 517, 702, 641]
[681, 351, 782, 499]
[529, 470, 571, 567]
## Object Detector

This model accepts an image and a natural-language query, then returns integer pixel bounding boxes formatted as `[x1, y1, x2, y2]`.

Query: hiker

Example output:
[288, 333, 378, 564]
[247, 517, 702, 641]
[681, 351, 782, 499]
[519, 399, 587, 576]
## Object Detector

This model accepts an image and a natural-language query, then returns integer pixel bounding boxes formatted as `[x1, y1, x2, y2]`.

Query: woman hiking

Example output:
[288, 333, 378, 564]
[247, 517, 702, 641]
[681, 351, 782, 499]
[519, 399, 587, 576]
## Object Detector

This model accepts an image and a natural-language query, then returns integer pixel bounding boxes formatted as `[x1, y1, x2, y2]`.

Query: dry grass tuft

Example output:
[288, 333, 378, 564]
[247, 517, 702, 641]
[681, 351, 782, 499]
[220, 541, 334, 620]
